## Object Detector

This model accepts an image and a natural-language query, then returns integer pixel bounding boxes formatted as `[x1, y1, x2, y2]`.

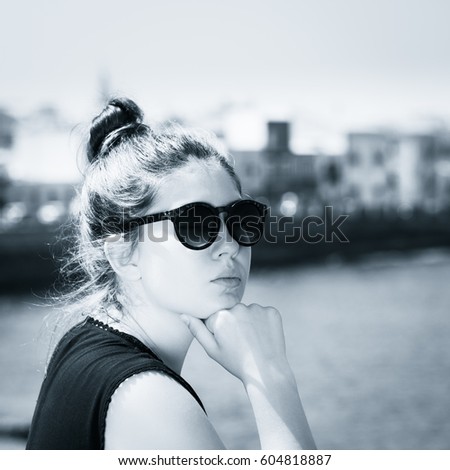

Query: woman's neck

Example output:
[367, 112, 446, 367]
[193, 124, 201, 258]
[98, 301, 194, 375]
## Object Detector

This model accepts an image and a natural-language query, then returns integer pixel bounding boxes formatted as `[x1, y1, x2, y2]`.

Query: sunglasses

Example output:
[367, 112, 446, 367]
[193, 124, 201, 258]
[122, 199, 268, 250]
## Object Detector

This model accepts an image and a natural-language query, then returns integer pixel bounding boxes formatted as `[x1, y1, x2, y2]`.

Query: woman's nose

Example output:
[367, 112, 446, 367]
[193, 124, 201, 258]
[212, 215, 240, 258]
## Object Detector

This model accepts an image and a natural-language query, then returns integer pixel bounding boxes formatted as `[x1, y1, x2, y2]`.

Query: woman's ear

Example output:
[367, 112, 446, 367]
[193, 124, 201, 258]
[104, 235, 142, 281]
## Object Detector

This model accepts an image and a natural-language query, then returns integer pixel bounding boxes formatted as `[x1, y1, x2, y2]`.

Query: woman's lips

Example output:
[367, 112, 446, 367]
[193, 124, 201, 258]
[211, 277, 241, 288]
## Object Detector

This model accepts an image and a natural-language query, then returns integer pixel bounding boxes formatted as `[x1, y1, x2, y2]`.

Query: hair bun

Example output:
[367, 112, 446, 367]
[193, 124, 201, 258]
[87, 97, 144, 163]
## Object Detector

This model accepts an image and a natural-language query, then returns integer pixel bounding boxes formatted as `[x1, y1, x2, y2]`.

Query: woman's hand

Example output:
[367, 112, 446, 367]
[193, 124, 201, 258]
[182, 303, 317, 450]
[181, 303, 290, 385]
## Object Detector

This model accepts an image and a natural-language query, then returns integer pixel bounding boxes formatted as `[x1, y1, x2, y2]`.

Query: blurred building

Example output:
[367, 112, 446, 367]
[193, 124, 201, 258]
[314, 153, 344, 210]
[340, 132, 399, 214]
[0, 109, 15, 152]
[431, 131, 450, 212]
[0, 109, 15, 211]
[7, 106, 80, 184]
[2, 181, 76, 230]
[0, 106, 79, 234]
[230, 116, 450, 221]
[339, 130, 450, 216]
[232, 121, 317, 216]
[396, 134, 434, 212]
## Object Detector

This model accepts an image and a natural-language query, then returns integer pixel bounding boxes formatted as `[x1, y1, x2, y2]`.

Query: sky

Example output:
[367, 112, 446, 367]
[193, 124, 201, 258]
[1, 0, 450, 153]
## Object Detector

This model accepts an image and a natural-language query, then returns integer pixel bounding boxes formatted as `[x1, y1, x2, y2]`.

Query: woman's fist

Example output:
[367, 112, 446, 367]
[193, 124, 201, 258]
[181, 303, 289, 384]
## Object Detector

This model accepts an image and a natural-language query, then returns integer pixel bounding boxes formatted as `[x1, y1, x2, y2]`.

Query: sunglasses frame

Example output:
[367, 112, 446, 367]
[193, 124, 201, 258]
[123, 199, 268, 250]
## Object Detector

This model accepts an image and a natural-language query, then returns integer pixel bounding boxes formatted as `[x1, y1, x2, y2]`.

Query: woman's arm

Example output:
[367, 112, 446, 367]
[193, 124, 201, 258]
[243, 363, 316, 449]
[182, 303, 317, 450]
[104, 371, 226, 449]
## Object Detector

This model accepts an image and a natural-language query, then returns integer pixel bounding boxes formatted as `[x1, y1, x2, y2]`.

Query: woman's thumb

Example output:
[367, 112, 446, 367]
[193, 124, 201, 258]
[180, 315, 218, 357]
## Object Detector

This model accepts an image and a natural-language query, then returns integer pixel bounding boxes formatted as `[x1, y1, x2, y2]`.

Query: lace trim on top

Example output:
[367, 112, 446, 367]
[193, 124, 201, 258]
[85, 316, 164, 363]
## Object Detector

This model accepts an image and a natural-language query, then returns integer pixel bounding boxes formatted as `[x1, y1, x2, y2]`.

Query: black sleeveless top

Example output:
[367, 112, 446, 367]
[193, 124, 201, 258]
[26, 316, 205, 450]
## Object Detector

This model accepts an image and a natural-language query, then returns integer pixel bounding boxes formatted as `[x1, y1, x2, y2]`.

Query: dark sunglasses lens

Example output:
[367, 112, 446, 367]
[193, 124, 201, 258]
[227, 202, 265, 246]
[176, 205, 220, 249]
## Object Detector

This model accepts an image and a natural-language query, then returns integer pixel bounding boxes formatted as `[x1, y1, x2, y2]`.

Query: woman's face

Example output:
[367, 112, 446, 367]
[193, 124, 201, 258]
[134, 160, 251, 319]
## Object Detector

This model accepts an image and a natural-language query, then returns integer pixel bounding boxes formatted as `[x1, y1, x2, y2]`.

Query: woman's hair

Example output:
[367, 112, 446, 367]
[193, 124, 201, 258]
[49, 97, 242, 340]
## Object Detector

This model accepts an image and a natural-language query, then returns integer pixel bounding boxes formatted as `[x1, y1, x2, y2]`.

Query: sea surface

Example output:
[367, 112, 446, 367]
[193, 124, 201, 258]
[1, 248, 449, 450]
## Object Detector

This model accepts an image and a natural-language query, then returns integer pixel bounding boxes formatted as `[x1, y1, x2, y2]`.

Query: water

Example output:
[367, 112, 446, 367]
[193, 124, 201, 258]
[1, 249, 449, 449]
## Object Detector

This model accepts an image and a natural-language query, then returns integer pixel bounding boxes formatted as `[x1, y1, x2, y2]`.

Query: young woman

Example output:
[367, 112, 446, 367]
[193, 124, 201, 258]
[26, 98, 316, 450]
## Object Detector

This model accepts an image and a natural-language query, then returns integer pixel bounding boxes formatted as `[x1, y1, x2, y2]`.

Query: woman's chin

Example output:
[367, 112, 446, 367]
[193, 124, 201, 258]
[196, 298, 241, 319]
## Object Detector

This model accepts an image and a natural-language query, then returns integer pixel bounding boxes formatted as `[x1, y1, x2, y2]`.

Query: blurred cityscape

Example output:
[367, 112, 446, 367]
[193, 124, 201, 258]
[1, 99, 450, 289]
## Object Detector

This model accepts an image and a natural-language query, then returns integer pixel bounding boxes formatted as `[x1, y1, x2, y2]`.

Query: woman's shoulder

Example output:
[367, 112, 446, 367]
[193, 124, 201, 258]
[104, 370, 225, 450]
